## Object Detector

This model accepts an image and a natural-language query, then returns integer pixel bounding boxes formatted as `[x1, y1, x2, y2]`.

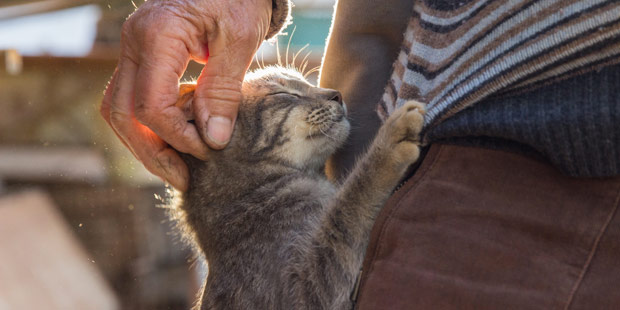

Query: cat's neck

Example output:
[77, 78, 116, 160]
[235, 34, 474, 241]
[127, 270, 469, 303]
[187, 155, 307, 198]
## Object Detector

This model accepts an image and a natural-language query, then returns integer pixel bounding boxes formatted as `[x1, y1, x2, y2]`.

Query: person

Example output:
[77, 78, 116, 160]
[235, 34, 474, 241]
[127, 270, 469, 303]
[100, 0, 286, 191]
[101, 0, 620, 308]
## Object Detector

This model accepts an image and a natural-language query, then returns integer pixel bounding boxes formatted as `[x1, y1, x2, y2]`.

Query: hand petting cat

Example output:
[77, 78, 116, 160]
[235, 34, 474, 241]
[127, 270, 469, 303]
[100, 0, 272, 191]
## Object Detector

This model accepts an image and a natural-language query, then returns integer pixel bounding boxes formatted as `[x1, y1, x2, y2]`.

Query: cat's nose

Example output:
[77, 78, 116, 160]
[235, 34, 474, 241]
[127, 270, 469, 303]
[325, 90, 343, 105]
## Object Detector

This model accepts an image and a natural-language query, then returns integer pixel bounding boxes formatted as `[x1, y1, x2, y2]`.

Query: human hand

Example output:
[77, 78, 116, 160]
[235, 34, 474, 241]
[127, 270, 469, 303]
[101, 0, 272, 191]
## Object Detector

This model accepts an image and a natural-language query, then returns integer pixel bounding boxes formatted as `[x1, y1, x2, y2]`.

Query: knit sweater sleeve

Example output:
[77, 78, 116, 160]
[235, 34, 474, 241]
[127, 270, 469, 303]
[266, 0, 292, 39]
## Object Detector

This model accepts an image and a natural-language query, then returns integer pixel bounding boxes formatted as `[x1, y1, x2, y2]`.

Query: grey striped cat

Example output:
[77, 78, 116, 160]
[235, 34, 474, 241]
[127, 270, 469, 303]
[173, 67, 425, 309]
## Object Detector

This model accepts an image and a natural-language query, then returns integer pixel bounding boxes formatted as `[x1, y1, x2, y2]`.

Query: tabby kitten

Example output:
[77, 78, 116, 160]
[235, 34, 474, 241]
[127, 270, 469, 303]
[174, 67, 424, 310]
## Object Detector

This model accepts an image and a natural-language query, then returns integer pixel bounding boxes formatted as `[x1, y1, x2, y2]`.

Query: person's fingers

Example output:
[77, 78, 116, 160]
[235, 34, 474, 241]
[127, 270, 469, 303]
[101, 0, 274, 190]
[101, 68, 139, 159]
[108, 56, 189, 191]
[131, 21, 210, 160]
[193, 62, 243, 149]
[193, 6, 270, 149]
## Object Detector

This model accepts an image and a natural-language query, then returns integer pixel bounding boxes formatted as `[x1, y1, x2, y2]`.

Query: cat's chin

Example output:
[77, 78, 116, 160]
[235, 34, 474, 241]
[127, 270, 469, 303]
[313, 121, 350, 157]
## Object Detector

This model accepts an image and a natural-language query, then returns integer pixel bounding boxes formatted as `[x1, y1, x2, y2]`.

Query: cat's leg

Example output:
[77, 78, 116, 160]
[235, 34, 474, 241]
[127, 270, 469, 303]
[341, 99, 426, 207]
[327, 99, 425, 256]
[293, 101, 425, 309]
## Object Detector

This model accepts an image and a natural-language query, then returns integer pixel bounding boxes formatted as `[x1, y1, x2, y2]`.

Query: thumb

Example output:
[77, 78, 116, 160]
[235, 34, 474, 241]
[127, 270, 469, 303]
[193, 37, 256, 149]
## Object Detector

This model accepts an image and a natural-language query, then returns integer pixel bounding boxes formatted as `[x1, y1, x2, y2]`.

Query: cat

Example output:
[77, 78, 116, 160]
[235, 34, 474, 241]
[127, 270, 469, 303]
[172, 66, 425, 309]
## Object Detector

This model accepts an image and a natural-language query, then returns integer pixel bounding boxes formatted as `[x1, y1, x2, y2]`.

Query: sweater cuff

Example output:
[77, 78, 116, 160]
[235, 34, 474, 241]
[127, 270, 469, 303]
[266, 0, 292, 39]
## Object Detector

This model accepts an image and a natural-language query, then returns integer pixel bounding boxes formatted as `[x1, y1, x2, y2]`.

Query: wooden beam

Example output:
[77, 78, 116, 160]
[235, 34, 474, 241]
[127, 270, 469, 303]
[0, 0, 45, 8]
[0, 191, 119, 310]
[0, 146, 107, 184]
[0, 0, 94, 20]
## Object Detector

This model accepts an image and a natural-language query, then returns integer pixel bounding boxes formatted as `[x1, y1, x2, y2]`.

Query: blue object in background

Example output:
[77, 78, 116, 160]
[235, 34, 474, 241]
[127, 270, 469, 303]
[278, 8, 334, 55]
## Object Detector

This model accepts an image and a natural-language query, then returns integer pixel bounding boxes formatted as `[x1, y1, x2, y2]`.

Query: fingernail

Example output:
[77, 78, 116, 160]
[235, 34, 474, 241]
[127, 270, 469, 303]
[206, 116, 233, 146]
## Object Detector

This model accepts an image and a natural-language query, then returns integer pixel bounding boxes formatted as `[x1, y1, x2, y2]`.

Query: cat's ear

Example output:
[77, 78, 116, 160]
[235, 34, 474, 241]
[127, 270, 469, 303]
[176, 83, 196, 122]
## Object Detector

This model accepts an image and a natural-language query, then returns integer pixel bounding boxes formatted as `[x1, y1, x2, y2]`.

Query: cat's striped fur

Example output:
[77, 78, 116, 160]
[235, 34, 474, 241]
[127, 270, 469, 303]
[174, 67, 424, 309]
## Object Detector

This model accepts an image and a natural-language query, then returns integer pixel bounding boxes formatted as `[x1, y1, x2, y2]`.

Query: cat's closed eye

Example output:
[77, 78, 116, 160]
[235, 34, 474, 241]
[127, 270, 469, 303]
[269, 92, 301, 98]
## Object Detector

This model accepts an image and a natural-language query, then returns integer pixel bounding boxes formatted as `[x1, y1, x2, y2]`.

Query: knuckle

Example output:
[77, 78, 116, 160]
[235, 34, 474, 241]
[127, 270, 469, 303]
[169, 115, 189, 135]
[204, 98, 240, 117]
[141, 20, 163, 43]
[132, 20, 159, 44]
[197, 77, 242, 98]
[120, 18, 132, 35]
[109, 110, 130, 128]
[124, 8, 169, 41]
[120, 17, 139, 41]
[195, 78, 243, 116]
[200, 90, 242, 107]
[133, 104, 155, 126]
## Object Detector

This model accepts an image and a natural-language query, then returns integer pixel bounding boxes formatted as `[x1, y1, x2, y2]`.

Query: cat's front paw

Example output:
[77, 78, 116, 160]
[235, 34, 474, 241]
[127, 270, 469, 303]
[385, 101, 425, 144]
[378, 100, 425, 166]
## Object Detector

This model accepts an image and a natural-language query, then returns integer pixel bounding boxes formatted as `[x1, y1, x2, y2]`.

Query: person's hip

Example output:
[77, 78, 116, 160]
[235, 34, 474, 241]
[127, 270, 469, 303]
[356, 143, 620, 309]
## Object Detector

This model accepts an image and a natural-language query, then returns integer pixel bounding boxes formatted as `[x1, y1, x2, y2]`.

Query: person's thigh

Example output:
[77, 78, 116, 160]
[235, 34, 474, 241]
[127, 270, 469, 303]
[356, 144, 620, 310]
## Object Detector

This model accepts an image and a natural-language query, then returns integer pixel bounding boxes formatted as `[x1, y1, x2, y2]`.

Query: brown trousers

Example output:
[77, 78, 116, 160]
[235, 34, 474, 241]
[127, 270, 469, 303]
[356, 144, 620, 309]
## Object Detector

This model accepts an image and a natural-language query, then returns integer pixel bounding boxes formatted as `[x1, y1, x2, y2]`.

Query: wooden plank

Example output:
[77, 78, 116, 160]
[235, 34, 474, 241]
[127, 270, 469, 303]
[0, 190, 119, 310]
[0, 0, 48, 9]
[0, 0, 93, 19]
[0, 146, 107, 183]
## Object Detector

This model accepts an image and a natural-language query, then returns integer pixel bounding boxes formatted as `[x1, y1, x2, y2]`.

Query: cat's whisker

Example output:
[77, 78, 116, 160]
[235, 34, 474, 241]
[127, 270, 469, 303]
[254, 53, 261, 70]
[276, 37, 282, 67]
[307, 124, 318, 143]
[260, 48, 266, 70]
[319, 127, 336, 142]
[285, 26, 297, 68]
[303, 66, 321, 79]
[292, 44, 309, 72]
[318, 121, 340, 143]
[300, 51, 312, 77]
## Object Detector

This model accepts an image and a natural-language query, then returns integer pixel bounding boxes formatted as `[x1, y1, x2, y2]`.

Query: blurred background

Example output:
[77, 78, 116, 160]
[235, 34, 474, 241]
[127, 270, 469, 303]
[0, 0, 334, 309]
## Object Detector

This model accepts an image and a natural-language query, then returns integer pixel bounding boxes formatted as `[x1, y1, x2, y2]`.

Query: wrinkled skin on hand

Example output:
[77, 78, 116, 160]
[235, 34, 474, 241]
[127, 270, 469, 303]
[101, 0, 272, 191]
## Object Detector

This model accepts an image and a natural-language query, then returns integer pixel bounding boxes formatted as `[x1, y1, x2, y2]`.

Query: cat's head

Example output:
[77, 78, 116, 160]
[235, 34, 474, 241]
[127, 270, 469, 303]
[176, 66, 350, 171]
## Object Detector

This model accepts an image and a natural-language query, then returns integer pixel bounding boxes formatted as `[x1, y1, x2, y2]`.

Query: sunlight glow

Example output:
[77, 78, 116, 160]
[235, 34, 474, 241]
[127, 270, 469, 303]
[0, 5, 101, 57]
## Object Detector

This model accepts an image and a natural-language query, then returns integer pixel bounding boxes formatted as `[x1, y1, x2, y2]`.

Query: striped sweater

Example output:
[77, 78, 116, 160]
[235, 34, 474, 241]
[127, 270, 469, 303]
[377, 0, 620, 127]
[271, 0, 620, 177]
